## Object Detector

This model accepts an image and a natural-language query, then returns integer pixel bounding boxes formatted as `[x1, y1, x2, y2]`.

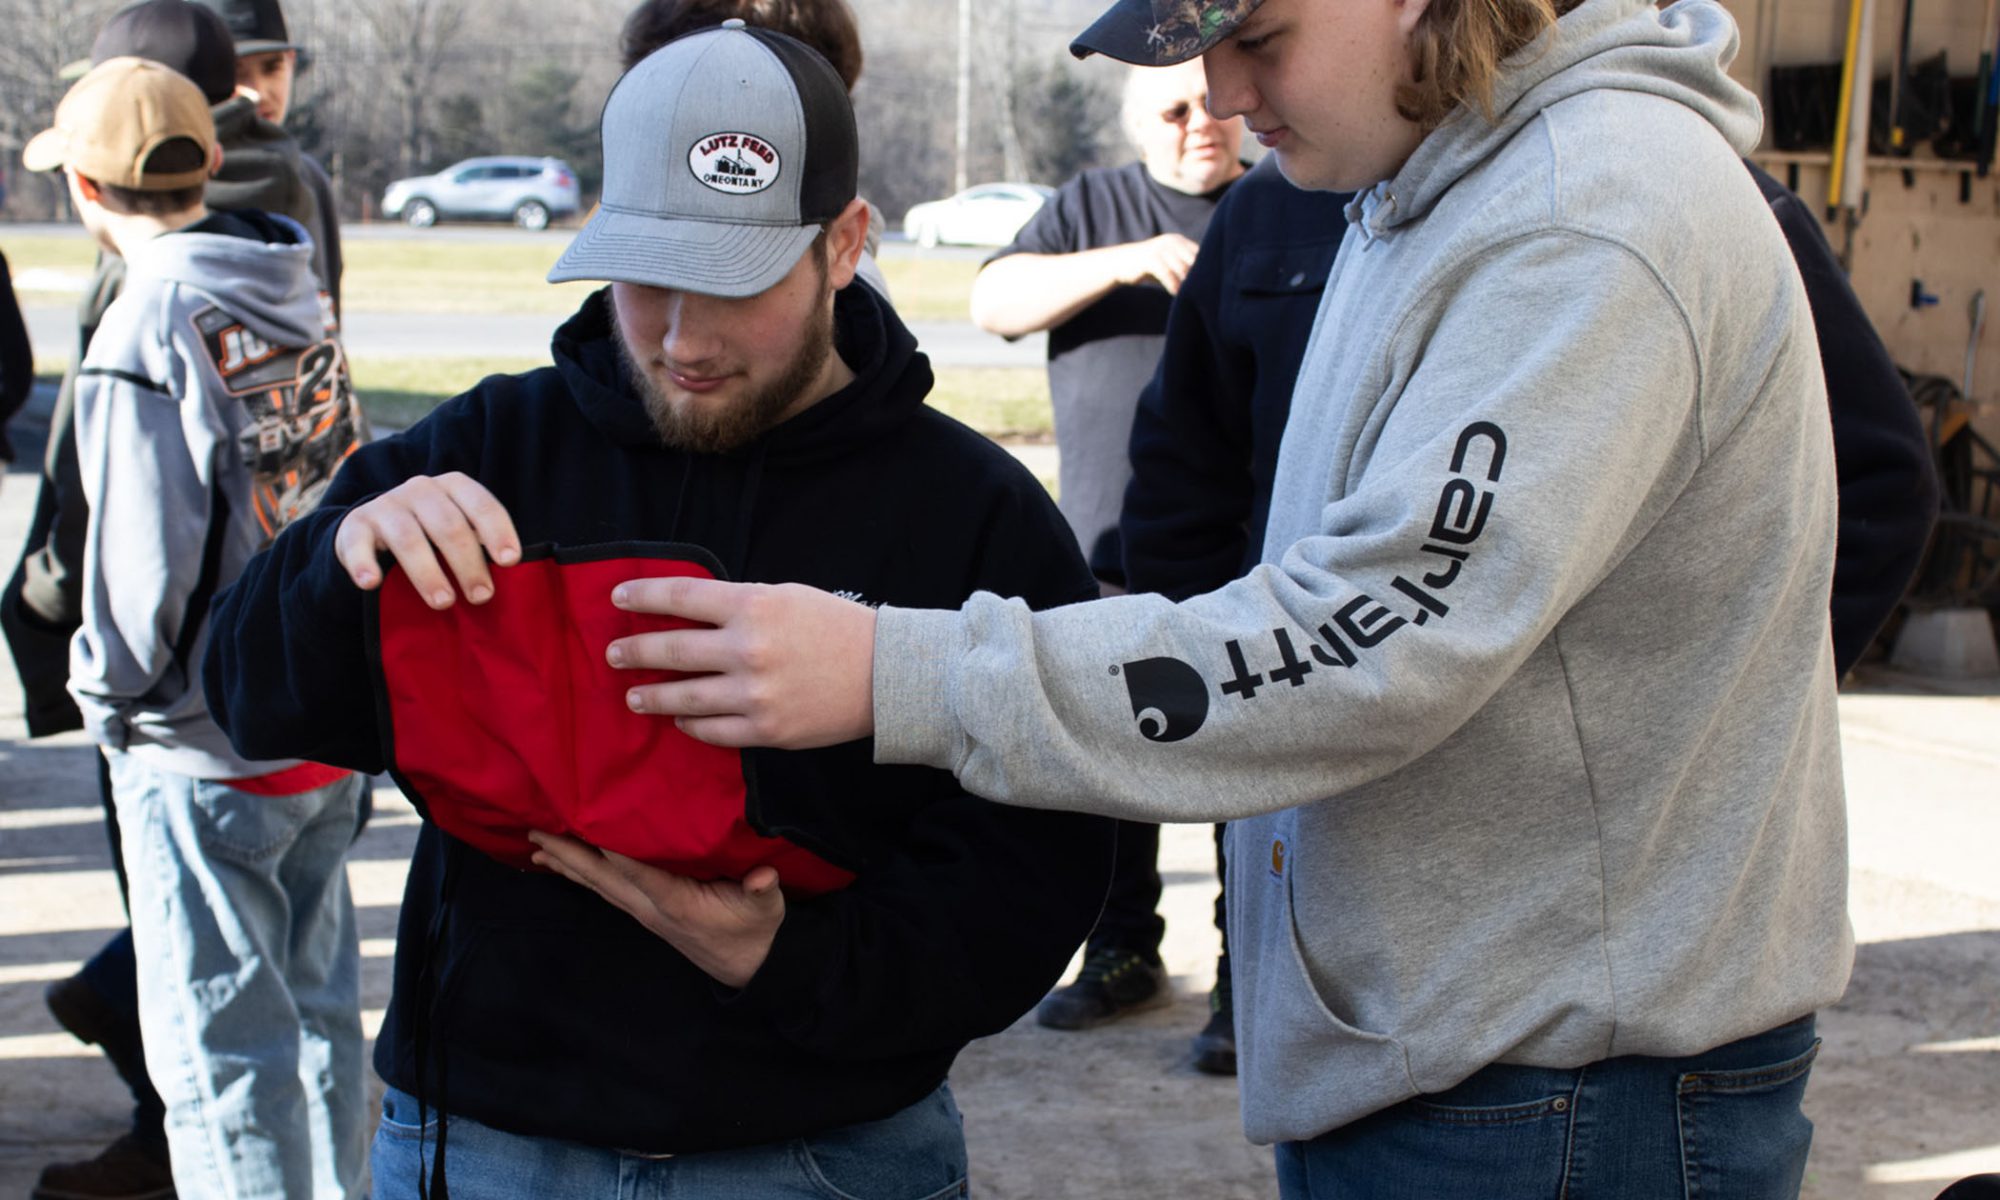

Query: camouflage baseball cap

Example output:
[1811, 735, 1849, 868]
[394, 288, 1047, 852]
[1069, 0, 1263, 64]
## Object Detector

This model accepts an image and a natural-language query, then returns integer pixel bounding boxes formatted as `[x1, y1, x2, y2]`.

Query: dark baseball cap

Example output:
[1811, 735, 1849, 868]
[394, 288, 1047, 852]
[549, 20, 858, 299]
[91, 0, 238, 105]
[1070, 0, 1265, 64]
[188, 0, 296, 56]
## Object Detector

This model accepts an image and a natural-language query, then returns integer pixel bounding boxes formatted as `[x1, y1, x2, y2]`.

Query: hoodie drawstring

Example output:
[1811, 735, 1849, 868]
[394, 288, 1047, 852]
[413, 838, 463, 1200]
[728, 443, 770, 577]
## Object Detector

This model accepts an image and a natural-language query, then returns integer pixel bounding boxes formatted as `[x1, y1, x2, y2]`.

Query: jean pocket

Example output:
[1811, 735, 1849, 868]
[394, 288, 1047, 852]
[375, 1086, 441, 1141]
[188, 780, 319, 864]
[1313, 1072, 1575, 1199]
[1406, 1062, 1582, 1127]
[1678, 1039, 1820, 1200]
[793, 1084, 969, 1200]
[1408, 1092, 1576, 1126]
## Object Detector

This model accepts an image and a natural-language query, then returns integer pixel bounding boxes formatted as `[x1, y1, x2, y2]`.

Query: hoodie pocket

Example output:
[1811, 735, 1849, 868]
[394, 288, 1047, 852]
[1233, 822, 1419, 1142]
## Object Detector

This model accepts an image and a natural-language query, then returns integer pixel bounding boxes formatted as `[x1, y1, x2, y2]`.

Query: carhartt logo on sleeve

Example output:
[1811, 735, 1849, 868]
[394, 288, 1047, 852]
[688, 132, 780, 194]
[1116, 655, 1209, 742]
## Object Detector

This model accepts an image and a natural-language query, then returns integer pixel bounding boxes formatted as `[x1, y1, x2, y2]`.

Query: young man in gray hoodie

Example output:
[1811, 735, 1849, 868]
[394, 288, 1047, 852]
[18, 12, 352, 1194]
[567, 0, 1854, 1194]
[25, 56, 369, 1200]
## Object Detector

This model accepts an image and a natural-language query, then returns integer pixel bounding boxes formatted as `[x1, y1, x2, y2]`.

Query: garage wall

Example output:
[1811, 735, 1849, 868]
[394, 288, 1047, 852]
[1718, 0, 2000, 444]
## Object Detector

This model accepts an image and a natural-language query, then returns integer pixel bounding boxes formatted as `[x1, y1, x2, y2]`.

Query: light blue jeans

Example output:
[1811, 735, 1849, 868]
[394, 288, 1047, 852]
[1274, 1014, 1821, 1200]
[369, 1081, 970, 1199]
[110, 752, 369, 1200]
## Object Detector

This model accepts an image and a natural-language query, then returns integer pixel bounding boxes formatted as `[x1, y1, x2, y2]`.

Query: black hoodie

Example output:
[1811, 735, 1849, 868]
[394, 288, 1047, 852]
[204, 283, 1114, 1153]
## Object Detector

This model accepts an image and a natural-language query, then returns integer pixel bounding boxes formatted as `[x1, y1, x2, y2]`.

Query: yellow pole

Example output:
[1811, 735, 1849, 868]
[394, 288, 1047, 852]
[1828, 0, 1866, 216]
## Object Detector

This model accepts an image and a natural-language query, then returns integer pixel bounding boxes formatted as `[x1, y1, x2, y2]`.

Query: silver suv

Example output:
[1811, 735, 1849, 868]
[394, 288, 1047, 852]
[382, 157, 582, 230]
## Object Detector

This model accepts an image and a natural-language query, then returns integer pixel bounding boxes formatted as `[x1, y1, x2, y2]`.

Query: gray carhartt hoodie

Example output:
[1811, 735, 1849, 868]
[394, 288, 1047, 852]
[873, 0, 1852, 1143]
[70, 210, 366, 778]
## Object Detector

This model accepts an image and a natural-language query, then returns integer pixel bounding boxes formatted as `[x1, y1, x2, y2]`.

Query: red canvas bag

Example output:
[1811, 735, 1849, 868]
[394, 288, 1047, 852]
[365, 542, 854, 896]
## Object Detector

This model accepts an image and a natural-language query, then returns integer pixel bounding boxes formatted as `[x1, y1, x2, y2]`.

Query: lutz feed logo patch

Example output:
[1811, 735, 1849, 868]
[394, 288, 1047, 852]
[688, 132, 780, 195]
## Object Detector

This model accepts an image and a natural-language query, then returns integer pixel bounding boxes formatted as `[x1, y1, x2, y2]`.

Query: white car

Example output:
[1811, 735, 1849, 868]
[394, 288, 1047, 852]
[901, 183, 1054, 248]
[381, 157, 582, 230]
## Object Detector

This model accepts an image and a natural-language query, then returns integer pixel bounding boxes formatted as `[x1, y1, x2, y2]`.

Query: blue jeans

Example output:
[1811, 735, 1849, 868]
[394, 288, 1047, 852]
[110, 752, 369, 1200]
[1275, 1015, 1820, 1200]
[370, 1082, 970, 1199]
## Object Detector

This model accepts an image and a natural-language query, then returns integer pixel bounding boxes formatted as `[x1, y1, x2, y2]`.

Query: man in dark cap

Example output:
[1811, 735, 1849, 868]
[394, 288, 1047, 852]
[191, 0, 342, 304]
[9, 5, 348, 1197]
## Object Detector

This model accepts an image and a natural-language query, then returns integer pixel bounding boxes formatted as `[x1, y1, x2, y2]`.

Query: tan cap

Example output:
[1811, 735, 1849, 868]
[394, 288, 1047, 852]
[23, 56, 216, 191]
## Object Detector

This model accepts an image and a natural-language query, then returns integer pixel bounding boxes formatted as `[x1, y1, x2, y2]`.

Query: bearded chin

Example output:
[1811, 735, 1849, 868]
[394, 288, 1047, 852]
[614, 287, 836, 456]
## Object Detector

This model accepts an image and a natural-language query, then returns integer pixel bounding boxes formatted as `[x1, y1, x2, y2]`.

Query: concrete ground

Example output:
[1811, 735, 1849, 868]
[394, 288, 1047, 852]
[1, 386, 1996, 1197]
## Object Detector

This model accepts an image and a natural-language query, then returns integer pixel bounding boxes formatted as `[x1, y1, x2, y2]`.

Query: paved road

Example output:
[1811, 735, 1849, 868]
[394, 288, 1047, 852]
[11, 223, 1040, 367]
[22, 307, 1043, 369]
[3, 222, 993, 256]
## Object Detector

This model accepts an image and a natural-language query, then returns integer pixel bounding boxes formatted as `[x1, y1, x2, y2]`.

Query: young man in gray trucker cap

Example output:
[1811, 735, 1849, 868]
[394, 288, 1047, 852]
[202, 21, 1112, 1197]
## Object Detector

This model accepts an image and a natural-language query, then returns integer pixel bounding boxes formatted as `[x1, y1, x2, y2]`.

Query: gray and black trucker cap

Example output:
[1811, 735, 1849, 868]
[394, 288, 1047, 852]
[1070, 0, 1265, 65]
[548, 19, 858, 299]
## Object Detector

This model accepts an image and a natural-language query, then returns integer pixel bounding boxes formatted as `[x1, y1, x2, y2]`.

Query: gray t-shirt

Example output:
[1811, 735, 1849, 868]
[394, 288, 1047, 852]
[991, 161, 1236, 581]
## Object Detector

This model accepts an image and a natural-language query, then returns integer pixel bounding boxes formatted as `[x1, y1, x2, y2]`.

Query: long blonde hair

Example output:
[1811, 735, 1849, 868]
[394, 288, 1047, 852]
[1396, 0, 1586, 129]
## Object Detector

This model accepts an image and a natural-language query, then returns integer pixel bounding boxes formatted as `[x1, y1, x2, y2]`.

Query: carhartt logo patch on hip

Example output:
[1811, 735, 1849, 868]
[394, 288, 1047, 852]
[1269, 836, 1287, 881]
[688, 132, 780, 194]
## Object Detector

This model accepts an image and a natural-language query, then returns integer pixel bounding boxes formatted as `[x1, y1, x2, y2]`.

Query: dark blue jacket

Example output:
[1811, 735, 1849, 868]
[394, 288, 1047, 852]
[1747, 161, 1939, 671]
[1120, 159, 1350, 602]
[1122, 157, 1938, 674]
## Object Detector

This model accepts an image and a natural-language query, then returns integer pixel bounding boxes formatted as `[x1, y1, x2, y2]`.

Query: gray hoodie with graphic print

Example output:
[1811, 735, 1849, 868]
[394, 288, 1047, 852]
[69, 211, 367, 779]
[871, 0, 1851, 1144]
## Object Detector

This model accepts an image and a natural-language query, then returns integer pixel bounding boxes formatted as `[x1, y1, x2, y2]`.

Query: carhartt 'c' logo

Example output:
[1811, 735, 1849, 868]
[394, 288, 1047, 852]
[688, 132, 780, 195]
[1120, 656, 1208, 743]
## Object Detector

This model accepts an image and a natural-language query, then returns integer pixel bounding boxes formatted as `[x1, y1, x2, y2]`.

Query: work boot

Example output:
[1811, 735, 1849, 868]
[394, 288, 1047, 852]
[45, 973, 172, 1154]
[44, 973, 149, 1094]
[32, 1134, 175, 1200]
[1036, 945, 1170, 1030]
[1191, 967, 1236, 1076]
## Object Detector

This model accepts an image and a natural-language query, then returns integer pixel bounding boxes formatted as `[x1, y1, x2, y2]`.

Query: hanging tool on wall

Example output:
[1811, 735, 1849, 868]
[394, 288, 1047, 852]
[1976, 0, 1998, 173]
[1964, 291, 1987, 415]
[1830, 0, 1880, 266]
[1888, 0, 1916, 154]
[1829, 0, 1868, 219]
[1984, 10, 2000, 174]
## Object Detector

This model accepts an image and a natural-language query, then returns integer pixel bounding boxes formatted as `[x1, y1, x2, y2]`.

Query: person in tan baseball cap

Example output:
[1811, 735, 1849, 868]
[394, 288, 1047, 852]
[26, 55, 220, 242]
[25, 55, 219, 202]
[23, 39, 370, 1200]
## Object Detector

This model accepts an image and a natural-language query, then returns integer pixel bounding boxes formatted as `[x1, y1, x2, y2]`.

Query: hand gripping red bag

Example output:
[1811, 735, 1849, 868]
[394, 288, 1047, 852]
[364, 541, 854, 896]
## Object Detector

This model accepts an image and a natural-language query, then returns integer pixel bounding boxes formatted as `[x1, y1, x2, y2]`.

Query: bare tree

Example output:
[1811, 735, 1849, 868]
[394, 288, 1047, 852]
[0, 0, 1116, 224]
[0, 0, 120, 217]
[356, 0, 471, 177]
